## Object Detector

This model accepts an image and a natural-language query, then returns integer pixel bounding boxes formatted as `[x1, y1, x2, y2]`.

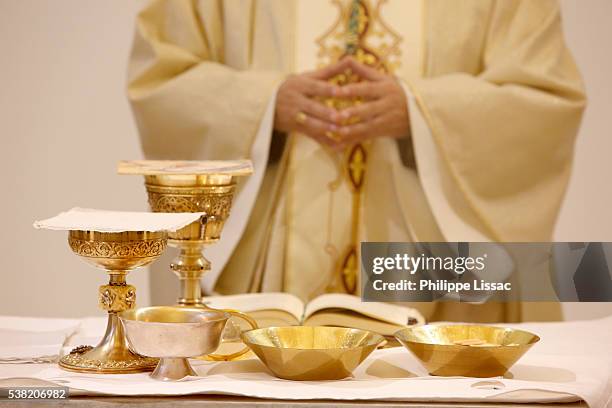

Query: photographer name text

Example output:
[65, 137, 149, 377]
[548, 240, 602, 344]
[371, 279, 512, 292]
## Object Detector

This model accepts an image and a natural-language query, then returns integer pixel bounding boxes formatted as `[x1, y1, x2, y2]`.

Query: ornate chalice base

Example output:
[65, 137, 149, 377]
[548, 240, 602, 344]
[59, 230, 167, 373]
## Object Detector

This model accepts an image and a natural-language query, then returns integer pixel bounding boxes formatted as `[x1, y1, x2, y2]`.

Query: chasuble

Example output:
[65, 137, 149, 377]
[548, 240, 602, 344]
[127, 0, 585, 322]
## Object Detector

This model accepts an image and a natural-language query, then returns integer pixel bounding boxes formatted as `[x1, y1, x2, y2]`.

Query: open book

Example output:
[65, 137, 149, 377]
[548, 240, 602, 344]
[203, 293, 424, 336]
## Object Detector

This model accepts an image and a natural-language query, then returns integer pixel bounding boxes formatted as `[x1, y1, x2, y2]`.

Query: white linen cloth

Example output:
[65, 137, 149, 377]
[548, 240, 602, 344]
[33, 207, 205, 232]
[0, 315, 611, 406]
[0, 317, 79, 360]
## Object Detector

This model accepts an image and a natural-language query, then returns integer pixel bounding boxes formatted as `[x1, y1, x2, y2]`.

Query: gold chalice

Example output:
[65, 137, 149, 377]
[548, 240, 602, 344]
[118, 160, 258, 360]
[59, 230, 167, 373]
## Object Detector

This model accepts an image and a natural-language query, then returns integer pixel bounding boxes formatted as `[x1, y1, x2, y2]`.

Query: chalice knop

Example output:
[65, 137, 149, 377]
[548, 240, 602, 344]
[59, 230, 167, 373]
[118, 160, 258, 361]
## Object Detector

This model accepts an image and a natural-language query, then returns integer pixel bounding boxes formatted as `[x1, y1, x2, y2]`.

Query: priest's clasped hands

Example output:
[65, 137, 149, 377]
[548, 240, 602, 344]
[274, 57, 411, 150]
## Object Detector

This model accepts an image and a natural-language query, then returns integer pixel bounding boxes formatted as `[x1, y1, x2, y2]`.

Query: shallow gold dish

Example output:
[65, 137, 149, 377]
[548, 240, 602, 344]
[395, 324, 540, 378]
[241, 326, 384, 381]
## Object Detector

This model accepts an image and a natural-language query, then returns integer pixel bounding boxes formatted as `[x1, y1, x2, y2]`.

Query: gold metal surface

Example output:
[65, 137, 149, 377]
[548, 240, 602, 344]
[120, 306, 230, 381]
[203, 309, 259, 361]
[59, 230, 167, 374]
[394, 324, 540, 377]
[143, 174, 239, 307]
[295, 111, 307, 125]
[147, 182, 236, 243]
[241, 326, 384, 380]
[119, 160, 257, 361]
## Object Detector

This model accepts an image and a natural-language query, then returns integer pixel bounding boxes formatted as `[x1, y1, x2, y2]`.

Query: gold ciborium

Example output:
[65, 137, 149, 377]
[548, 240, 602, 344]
[59, 230, 167, 373]
[118, 160, 258, 360]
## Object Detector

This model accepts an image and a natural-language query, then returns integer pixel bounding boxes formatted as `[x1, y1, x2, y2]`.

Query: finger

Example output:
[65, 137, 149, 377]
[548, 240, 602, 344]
[296, 111, 338, 140]
[344, 56, 386, 81]
[299, 95, 337, 123]
[338, 99, 387, 123]
[298, 117, 338, 148]
[312, 132, 341, 149]
[298, 77, 338, 98]
[339, 81, 384, 99]
[306, 128, 341, 149]
[336, 116, 384, 146]
[306, 58, 352, 80]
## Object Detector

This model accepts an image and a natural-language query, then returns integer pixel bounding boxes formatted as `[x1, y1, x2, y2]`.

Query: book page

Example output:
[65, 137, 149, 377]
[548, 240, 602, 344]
[304, 294, 424, 326]
[202, 293, 305, 322]
[304, 310, 403, 337]
[248, 310, 301, 327]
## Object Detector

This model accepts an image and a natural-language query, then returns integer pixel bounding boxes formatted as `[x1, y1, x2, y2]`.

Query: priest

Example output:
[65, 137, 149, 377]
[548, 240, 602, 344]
[127, 0, 585, 322]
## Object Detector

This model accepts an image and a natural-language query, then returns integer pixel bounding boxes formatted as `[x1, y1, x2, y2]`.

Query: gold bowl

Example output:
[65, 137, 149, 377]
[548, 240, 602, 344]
[241, 326, 384, 380]
[394, 324, 540, 377]
[120, 306, 230, 381]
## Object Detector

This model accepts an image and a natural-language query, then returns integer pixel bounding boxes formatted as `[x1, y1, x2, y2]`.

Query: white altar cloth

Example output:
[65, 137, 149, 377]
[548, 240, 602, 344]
[0, 315, 611, 407]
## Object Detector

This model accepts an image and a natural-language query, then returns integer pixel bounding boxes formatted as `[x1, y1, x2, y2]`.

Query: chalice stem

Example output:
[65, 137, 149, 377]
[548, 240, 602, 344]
[172, 243, 210, 306]
[94, 312, 134, 359]
[72, 270, 145, 365]
[96, 271, 134, 357]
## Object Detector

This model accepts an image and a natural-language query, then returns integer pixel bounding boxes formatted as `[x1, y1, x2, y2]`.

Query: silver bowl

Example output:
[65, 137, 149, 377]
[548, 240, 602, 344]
[120, 306, 230, 381]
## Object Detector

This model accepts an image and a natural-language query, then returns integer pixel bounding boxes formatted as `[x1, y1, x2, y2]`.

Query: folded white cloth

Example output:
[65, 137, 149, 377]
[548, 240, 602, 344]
[1, 315, 610, 407]
[0, 316, 80, 360]
[60, 317, 109, 357]
[33, 208, 205, 232]
[2, 349, 584, 405]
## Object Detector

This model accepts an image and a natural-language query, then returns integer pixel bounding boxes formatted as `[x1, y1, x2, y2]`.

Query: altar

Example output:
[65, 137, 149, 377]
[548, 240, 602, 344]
[1, 315, 610, 407]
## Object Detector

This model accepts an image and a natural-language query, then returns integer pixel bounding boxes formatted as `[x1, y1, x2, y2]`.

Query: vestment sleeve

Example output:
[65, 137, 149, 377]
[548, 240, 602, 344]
[127, 0, 283, 160]
[408, 0, 586, 240]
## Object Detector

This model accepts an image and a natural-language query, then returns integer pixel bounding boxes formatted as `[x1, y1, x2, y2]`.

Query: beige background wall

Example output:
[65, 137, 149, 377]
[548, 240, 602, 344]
[0, 0, 149, 317]
[0, 0, 610, 320]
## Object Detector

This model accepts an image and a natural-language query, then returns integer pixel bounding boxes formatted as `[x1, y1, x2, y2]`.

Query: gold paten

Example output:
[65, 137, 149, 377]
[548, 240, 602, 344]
[118, 160, 258, 361]
[241, 326, 384, 380]
[60, 230, 167, 373]
[395, 324, 540, 378]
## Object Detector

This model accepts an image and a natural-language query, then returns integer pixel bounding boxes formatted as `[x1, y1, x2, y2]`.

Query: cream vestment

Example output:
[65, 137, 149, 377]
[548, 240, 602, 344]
[127, 0, 585, 322]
